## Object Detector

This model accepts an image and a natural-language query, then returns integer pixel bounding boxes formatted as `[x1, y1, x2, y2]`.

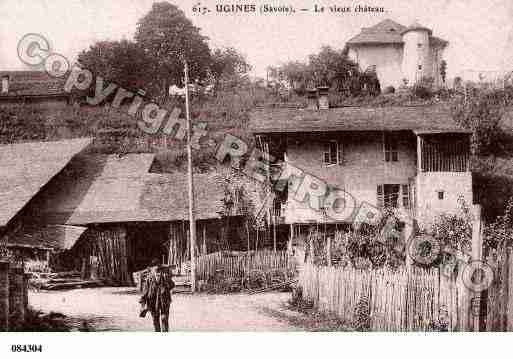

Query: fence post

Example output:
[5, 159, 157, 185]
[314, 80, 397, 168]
[326, 236, 332, 267]
[471, 204, 483, 331]
[404, 218, 415, 269]
[9, 266, 26, 330]
[0, 261, 9, 331]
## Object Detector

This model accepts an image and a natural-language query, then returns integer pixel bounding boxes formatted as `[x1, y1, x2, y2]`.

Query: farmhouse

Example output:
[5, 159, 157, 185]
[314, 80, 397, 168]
[0, 71, 72, 108]
[346, 19, 448, 89]
[249, 90, 473, 230]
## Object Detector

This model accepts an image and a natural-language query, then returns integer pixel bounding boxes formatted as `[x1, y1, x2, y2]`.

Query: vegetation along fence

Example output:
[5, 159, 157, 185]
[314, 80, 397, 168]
[0, 261, 29, 331]
[299, 257, 513, 331]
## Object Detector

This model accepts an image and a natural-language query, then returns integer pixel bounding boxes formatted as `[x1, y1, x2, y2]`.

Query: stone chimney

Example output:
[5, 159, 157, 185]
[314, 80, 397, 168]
[306, 88, 318, 110]
[317, 86, 330, 110]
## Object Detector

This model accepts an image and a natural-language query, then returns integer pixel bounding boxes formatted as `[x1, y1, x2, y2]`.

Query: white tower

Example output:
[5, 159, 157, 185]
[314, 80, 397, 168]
[401, 22, 432, 86]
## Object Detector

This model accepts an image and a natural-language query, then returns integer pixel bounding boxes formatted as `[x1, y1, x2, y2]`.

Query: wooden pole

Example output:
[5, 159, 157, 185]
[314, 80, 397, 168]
[471, 204, 483, 332]
[184, 60, 197, 293]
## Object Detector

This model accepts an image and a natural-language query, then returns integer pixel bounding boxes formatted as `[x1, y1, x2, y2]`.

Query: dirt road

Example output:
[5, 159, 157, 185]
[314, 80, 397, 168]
[28, 287, 306, 331]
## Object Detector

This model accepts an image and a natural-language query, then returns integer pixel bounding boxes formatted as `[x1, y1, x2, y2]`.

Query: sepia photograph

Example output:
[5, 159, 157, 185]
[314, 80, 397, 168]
[0, 0, 513, 355]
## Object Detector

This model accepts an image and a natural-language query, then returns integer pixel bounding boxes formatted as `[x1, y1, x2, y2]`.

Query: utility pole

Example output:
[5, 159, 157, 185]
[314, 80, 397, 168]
[184, 60, 197, 293]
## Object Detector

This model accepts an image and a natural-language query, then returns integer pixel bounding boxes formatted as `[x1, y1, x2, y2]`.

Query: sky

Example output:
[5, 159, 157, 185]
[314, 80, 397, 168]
[1, 0, 512, 80]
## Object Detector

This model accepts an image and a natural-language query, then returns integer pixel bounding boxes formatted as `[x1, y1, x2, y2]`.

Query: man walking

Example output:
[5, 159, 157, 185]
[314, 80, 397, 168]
[140, 259, 175, 332]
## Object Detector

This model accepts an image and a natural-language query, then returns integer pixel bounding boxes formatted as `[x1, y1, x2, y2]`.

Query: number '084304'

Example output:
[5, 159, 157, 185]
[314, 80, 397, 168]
[11, 344, 43, 353]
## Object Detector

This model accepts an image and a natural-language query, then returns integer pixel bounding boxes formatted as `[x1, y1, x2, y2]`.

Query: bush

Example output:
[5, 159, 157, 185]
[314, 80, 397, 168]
[431, 197, 472, 262]
[412, 84, 433, 99]
[383, 86, 395, 94]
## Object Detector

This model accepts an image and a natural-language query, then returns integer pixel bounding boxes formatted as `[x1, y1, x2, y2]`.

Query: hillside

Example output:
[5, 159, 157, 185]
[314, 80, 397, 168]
[2, 86, 513, 221]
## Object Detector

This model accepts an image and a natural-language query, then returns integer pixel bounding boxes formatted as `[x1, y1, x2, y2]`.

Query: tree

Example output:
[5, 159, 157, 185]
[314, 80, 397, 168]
[307, 46, 359, 90]
[134, 2, 211, 98]
[279, 61, 311, 92]
[77, 39, 150, 92]
[210, 47, 252, 91]
[452, 88, 504, 156]
[271, 46, 363, 95]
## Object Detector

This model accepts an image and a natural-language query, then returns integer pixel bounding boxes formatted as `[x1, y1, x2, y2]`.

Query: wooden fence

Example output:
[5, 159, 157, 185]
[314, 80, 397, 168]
[0, 261, 29, 331]
[196, 250, 294, 281]
[299, 263, 482, 331]
[484, 247, 513, 331]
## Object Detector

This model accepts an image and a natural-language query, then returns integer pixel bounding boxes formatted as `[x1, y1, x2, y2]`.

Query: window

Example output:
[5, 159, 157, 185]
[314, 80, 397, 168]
[437, 190, 444, 200]
[323, 140, 343, 166]
[384, 134, 398, 162]
[377, 184, 400, 208]
[402, 184, 410, 208]
[417, 43, 423, 48]
[418, 65, 423, 70]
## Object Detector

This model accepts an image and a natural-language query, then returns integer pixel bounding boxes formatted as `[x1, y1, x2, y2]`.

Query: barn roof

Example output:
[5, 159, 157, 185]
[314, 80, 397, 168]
[0, 138, 93, 228]
[37, 154, 232, 225]
[3, 225, 87, 250]
[249, 105, 471, 135]
[347, 19, 447, 46]
[0, 71, 69, 98]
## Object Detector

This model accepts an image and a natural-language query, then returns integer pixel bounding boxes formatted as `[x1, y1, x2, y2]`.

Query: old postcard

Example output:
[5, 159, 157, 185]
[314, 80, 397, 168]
[0, 0, 513, 356]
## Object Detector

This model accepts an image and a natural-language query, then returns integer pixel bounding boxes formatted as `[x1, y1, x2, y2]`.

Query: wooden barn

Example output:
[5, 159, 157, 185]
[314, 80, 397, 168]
[26, 154, 249, 285]
[0, 138, 93, 269]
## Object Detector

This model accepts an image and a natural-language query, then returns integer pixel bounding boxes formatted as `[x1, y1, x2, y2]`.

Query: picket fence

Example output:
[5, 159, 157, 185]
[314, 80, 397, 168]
[299, 263, 480, 331]
[484, 247, 513, 331]
[196, 250, 293, 281]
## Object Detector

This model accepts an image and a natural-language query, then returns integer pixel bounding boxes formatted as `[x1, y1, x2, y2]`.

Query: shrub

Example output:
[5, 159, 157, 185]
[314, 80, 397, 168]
[431, 197, 472, 260]
[383, 86, 395, 94]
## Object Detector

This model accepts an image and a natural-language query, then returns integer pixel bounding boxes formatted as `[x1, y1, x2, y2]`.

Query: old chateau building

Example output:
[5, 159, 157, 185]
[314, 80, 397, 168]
[346, 19, 448, 89]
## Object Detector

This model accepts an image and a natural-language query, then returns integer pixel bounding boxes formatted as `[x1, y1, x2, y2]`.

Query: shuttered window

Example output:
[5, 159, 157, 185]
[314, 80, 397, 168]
[323, 140, 343, 166]
[377, 184, 401, 208]
[384, 134, 398, 162]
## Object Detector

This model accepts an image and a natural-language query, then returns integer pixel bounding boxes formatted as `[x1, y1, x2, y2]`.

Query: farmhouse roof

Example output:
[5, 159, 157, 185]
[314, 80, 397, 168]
[0, 138, 93, 228]
[249, 105, 472, 135]
[37, 154, 233, 225]
[0, 71, 69, 98]
[347, 19, 447, 46]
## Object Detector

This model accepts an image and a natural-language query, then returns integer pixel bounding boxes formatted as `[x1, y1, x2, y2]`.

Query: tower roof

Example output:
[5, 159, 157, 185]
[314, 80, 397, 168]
[347, 19, 446, 47]
[401, 21, 433, 36]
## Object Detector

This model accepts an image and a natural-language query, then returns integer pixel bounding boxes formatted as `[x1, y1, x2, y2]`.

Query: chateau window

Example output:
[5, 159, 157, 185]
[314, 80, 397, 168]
[437, 190, 444, 200]
[384, 134, 398, 162]
[377, 184, 400, 208]
[418, 65, 423, 70]
[323, 140, 343, 166]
